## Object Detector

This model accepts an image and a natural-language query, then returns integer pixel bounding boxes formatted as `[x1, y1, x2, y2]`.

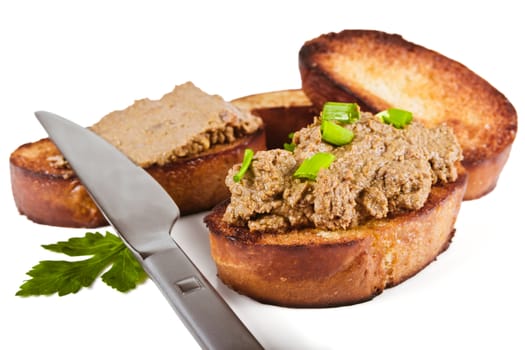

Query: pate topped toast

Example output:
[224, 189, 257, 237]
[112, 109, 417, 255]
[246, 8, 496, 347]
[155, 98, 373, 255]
[299, 30, 517, 199]
[10, 83, 265, 227]
[206, 94, 467, 307]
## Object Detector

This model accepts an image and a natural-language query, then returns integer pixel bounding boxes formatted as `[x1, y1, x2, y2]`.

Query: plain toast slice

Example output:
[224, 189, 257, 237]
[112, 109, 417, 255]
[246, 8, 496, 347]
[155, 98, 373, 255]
[299, 30, 517, 199]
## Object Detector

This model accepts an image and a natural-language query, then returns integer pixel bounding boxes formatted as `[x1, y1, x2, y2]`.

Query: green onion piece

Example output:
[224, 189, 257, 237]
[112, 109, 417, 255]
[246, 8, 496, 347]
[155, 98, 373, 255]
[283, 142, 296, 152]
[321, 102, 360, 123]
[377, 108, 413, 129]
[321, 120, 354, 146]
[283, 132, 296, 152]
[233, 148, 254, 182]
[293, 152, 336, 181]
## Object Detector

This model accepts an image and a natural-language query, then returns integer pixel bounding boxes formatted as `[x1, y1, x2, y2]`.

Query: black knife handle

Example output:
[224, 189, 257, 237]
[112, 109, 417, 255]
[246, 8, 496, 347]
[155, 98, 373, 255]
[142, 245, 263, 350]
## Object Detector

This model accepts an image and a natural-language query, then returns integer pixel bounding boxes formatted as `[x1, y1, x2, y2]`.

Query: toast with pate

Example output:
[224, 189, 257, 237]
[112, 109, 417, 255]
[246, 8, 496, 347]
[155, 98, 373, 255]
[10, 82, 265, 227]
[206, 175, 466, 307]
[299, 30, 517, 199]
[204, 96, 467, 307]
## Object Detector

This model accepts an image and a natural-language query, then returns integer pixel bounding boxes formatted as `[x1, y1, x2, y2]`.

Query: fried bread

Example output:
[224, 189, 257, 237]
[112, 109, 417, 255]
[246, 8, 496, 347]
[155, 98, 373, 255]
[10, 132, 265, 228]
[10, 83, 265, 228]
[205, 171, 467, 307]
[206, 92, 467, 307]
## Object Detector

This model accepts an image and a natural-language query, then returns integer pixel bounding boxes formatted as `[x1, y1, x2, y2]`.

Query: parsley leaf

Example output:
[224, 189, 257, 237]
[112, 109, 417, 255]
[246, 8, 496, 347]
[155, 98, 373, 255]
[101, 248, 146, 292]
[16, 231, 147, 297]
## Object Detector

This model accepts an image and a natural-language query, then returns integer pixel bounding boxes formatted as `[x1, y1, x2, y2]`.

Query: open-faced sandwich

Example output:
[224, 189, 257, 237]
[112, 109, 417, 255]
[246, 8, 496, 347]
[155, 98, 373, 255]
[299, 30, 517, 199]
[10, 82, 265, 227]
[205, 102, 467, 307]
[205, 29, 517, 307]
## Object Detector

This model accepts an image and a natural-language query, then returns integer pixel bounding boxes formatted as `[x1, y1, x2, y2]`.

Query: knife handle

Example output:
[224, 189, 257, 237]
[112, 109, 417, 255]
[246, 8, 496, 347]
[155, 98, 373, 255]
[142, 245, 263, 350]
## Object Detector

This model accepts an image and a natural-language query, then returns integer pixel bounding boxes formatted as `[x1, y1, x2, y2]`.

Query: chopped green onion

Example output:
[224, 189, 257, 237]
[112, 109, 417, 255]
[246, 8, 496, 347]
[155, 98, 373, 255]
[377, 108, 413, 129]
[283, 132, 296, 152]
[321, 120, 354, 146]
[321, 102, 360, 123]
[283, 142, 296, 152]
[233, 148, 254, 182]
[293, 152, 336, 181]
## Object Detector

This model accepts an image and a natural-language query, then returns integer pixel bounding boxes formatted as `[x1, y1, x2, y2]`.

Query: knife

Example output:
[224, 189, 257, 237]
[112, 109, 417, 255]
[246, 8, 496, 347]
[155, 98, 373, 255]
[35, 111, 263, 350]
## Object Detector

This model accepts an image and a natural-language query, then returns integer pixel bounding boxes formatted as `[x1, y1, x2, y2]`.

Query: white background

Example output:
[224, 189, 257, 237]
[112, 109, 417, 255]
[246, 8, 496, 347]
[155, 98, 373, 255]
[1, 1, 524, 349]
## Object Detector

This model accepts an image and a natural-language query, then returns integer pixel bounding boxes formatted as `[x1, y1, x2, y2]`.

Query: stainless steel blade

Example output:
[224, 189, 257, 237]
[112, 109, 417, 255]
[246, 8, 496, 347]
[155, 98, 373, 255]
[35, 111, 262, 350]
[35, 111, 178, 257]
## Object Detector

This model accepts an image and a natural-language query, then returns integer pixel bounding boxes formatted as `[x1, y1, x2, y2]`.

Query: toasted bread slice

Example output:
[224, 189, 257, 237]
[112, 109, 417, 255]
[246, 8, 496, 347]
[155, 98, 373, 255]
[299, 30, 517, 200]
[10, 138, 105, 228]
[10, 89, 314, 229]
[9, 89, 311, 228]
[232, 89, 316, 149]
[205, 171, 467, 308]
[10, 82, 267, 228]
[10, 131, 265, 227]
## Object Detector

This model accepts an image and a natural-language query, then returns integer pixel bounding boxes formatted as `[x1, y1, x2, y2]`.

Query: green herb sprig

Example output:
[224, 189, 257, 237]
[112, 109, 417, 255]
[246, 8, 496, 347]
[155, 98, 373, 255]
[16, 231, 147, 297]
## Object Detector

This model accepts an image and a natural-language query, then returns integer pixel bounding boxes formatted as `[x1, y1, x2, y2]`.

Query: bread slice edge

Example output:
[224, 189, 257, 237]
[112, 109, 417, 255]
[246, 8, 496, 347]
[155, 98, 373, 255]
[205, 171, 467, 307]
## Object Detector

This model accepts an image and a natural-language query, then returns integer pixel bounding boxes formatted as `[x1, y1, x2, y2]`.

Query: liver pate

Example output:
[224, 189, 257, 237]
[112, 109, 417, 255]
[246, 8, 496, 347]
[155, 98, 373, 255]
[90, 82, 263, 167]
[224, 112, 462, 231]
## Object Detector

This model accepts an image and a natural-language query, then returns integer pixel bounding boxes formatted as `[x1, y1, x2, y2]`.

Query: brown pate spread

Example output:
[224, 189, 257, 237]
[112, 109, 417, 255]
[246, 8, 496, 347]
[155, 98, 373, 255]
[224, 112, 462, 232]
[89, 82, 263, 167]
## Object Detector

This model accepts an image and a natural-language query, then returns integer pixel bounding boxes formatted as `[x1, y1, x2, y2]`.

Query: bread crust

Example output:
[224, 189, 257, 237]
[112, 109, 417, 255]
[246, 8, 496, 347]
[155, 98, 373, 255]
[205, 172, 467, 308]
[10, 89, 314, 229]
[299, 30, 517, 200]
[10, 130, 265, 228]
[232, 89, 316, 149]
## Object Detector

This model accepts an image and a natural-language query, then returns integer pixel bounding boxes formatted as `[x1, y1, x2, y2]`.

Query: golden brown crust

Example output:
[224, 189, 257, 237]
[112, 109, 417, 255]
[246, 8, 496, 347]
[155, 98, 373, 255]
[147, 128, 266, 216]
[10, 88, 315, 229]
[299, 30, 517, 200]
[10, 130, 265, 228]
[205, 172, 467, 307]
[10, 138, 106, 227]
[232, 89, 316, 149]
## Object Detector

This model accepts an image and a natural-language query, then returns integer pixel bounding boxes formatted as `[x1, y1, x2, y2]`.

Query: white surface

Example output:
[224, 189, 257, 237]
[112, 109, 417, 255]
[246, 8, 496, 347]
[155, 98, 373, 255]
[1, 1, 524, 349]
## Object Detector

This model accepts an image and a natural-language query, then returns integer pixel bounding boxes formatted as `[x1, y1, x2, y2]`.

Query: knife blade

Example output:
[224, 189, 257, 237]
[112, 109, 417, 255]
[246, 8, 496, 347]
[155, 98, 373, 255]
[35, 111, 263, 350]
